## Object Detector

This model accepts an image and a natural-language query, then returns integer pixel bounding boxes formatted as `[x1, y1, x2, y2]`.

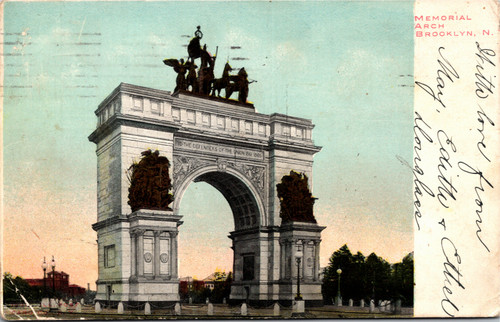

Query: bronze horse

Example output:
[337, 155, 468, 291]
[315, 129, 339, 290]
[211, 62, 233, 97]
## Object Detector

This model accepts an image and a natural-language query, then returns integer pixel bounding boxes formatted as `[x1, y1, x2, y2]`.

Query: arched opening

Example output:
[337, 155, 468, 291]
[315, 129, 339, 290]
[177, 181, 233, 279]
[174, 168, 263, 301]
[194, 172, 259, 230]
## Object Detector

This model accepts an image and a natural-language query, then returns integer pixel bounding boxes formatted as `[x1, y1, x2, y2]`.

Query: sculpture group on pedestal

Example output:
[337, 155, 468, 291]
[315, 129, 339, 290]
[127, 149, 174, 212]
[277, 170, 317, 223]
[163, 26, 254, 103]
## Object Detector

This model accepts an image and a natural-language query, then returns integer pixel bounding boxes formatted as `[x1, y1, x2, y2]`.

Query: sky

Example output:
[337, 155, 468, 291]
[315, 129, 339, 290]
[2, 1, 414, 289]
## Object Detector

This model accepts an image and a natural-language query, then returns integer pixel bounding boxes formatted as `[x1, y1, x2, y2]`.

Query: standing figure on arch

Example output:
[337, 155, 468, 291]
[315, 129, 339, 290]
[226, 67, 254, 103]
[187, 25, 203, 63]
[197, 44, 216, 95]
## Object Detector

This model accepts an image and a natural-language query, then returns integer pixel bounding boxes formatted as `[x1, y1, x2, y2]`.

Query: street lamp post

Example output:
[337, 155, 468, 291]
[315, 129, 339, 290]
[41, 257, 48, 297]
[336, 268, 342, 306]
[50, 256, 56, 296]
[295, 250, 303, 300]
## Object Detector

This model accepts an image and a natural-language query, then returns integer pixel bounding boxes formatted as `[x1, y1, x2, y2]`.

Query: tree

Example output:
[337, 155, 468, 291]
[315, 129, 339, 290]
[365, 252, 391, 302]
[321, 244, 355, 304]
[322, 245, 413, 306]
[3, 272, 42, 304]
[210, 271, 232, 303]
[390, 252, 413, 306]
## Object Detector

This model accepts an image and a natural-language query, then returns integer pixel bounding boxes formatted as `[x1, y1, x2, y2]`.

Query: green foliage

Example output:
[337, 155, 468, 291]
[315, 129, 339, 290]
[210, 272, 232, 303]
[84, 290, 97, 304]
[321, 245, 414, 306]
[3, 272, 43, 304]
[179, 271, 233, 304]
[183, 280, 208, 303]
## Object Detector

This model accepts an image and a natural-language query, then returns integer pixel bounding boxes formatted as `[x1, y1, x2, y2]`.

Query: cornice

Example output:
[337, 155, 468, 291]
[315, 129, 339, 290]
[88, 113, 182, 144]
[269, 139, 322, 155]
[92, 215, 129, 231]
[95, 83, 173, 115]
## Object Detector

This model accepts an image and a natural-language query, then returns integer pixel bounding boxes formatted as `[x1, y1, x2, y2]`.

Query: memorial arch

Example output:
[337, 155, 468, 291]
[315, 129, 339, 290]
[89, 83, 325, 307]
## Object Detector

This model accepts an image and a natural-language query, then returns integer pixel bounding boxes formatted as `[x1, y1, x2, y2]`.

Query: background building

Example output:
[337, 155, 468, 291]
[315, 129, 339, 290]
[25, 271, 86, 299]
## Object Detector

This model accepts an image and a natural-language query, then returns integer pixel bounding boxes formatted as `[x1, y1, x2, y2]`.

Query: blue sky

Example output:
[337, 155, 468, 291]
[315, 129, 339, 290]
[3, 1, 414, 286]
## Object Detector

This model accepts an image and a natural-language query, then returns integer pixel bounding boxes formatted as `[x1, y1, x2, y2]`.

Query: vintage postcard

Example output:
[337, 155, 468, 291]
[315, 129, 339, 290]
[1, 0, 498, 319]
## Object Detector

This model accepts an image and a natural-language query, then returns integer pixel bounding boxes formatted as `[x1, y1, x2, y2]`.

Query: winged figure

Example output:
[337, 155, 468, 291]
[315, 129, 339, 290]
[163, 58, 194, 92]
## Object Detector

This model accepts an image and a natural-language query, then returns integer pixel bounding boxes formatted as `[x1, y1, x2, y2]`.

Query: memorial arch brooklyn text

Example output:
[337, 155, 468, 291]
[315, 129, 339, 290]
[88, 28, 324, 307]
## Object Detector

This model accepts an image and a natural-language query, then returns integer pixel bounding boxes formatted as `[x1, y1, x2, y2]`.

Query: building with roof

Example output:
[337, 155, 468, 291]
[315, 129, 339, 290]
[25, 271, 86, 299]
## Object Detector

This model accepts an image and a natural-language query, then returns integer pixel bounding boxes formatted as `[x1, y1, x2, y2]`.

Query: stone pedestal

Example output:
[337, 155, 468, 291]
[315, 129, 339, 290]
[93, 209, 182, 305]
[292, 300, 305, 317]
[279, 222, 325, 305]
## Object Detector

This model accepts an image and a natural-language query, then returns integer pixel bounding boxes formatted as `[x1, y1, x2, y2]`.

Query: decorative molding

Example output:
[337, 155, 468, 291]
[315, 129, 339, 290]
[216, 158, 228, 172]
[173, 155, 266, 201]
[172, 156, 212, 194]
[144, 252, 153, 263]
[231, 162, 265, 196]
[160, 253, 169, 263]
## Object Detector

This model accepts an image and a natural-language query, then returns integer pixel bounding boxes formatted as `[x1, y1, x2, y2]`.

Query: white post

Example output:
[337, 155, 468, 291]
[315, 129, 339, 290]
[41, 298, 50, 309]
[241, 303, 248, 316]
[117, 302, 124, 314]
[369, 300, 375, 313]
[207, 303, 214, 315]
[95, 301, 102, 313]
[145, 302, 151, 315]
[273, 302, 280, 316]
[174, 302, 181, 315]
[395, 299, 402, 314]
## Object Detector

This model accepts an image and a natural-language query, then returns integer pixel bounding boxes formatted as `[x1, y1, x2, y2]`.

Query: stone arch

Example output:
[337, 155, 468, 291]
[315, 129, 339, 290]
[172, 164, 268, 229]
[90, 84, 324, 306]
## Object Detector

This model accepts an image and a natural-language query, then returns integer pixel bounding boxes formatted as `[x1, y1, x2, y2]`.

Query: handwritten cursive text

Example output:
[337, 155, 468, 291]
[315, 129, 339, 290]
[415, 47, 460, 111]
[441, 237, 464, 317]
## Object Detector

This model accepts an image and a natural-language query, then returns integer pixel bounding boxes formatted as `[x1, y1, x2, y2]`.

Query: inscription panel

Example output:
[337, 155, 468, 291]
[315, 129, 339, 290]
[175, 138, 264, 161]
